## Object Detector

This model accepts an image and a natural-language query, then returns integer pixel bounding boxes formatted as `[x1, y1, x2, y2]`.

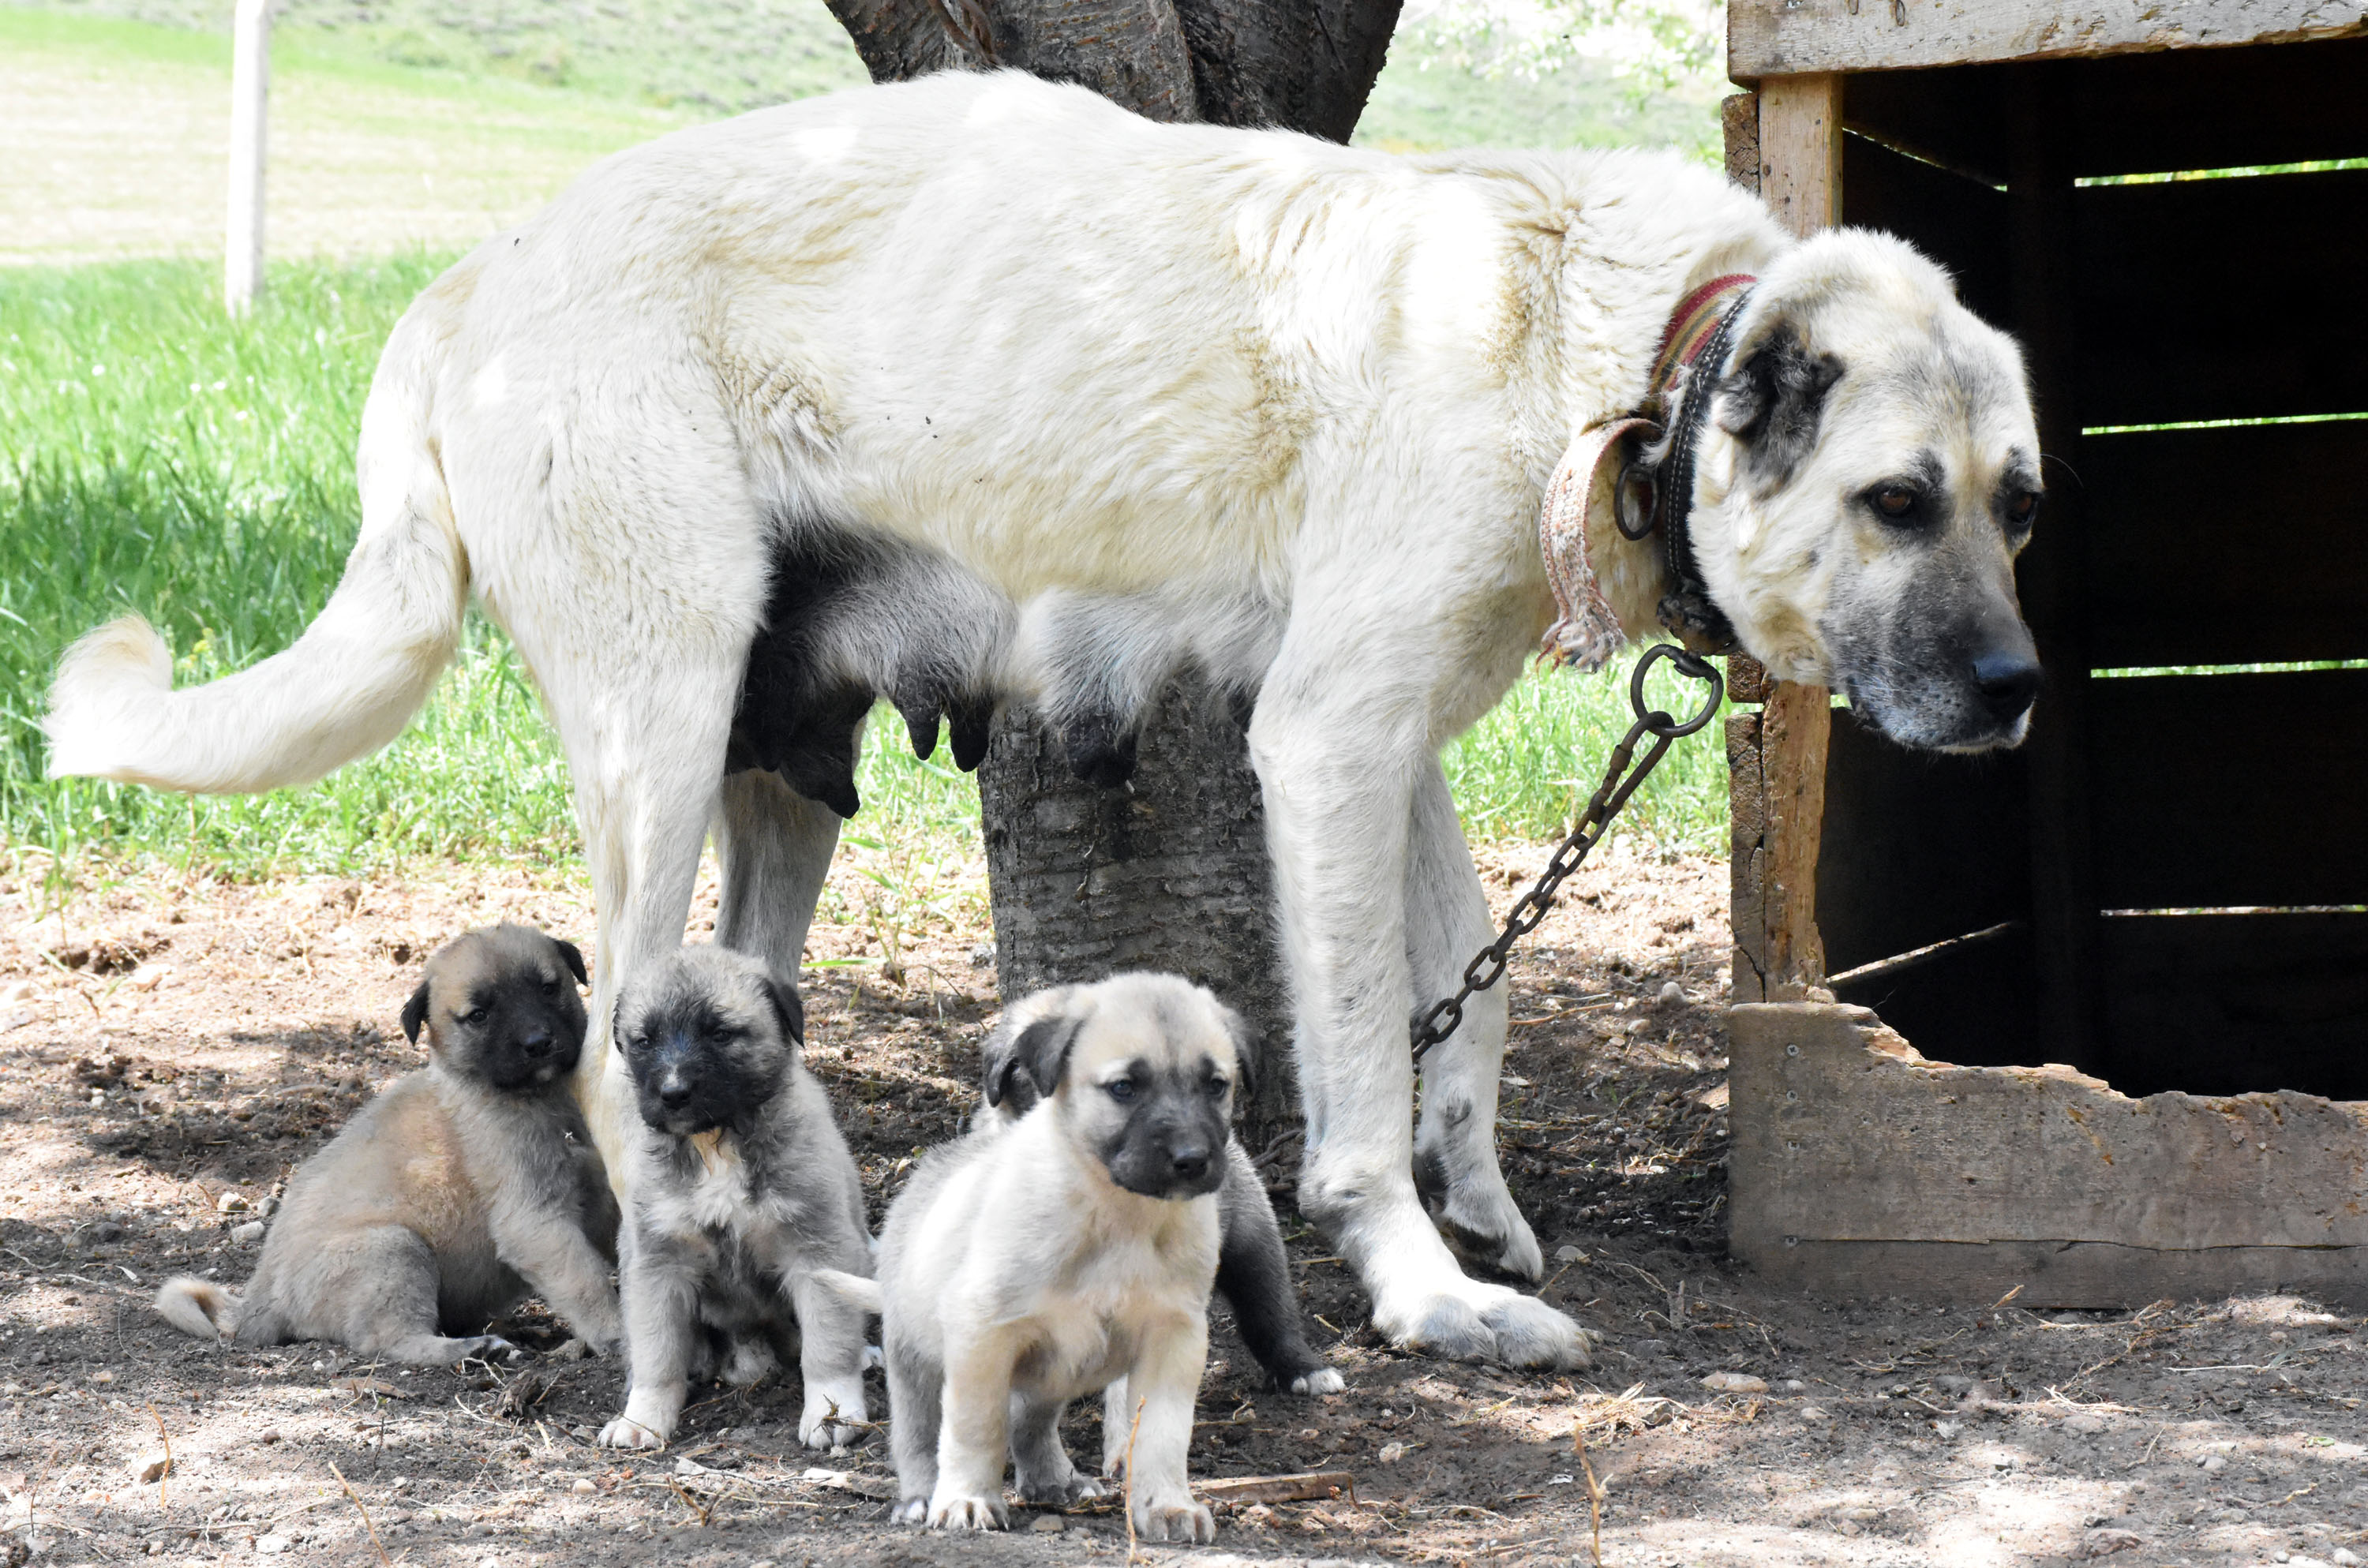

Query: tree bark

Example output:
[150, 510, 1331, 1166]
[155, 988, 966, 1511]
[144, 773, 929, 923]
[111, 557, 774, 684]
[819, 0, 1402, 1151]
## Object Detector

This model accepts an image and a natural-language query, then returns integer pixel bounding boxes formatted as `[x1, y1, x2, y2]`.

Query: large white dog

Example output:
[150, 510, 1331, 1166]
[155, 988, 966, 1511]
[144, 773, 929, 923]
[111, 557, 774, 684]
[47, 70, 2044, 1369]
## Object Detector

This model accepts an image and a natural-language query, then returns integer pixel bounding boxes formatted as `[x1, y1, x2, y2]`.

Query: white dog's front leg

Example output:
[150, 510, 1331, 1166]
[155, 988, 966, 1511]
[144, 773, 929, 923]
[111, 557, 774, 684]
[1406, 754, 1546, 1283]
[789, 1270, 872, 1450]
[1121, 1312, 1213, 1544]
[1252, 668, 1587, 1372]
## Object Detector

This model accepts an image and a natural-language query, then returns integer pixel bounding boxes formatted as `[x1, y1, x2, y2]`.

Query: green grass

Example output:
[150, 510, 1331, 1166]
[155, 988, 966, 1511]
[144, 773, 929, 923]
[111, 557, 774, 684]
[3, 284, 1728, 885]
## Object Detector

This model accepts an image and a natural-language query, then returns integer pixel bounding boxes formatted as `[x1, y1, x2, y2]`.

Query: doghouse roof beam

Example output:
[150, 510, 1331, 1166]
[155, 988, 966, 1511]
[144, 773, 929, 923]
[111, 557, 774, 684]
[1729, 0, 2367, 82]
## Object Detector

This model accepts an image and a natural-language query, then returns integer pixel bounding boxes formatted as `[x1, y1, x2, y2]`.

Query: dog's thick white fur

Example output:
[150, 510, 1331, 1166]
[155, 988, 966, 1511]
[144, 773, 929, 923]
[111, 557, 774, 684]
[46, 70, 2043, 1370]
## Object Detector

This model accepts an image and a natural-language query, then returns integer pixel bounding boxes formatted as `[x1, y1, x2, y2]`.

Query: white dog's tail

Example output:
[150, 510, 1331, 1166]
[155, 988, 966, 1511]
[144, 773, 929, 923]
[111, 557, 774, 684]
[809, 1269, 883, 1316]
[154, 1275, 241, 1341]
[44, 320, 466, 795]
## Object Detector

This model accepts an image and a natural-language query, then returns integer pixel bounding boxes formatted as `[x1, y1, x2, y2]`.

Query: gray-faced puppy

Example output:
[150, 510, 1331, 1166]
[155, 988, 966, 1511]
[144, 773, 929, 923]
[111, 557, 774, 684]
[153, 924, 622, 1364]
[855, 973, 1238, 1541]
[598, 945, 873, 1452]
[981, 997, 1343, 1416]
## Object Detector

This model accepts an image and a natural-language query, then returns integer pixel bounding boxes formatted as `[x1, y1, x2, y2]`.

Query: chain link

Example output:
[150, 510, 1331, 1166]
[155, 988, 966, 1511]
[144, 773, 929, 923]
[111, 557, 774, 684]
[1409, 644, 1725, 1065]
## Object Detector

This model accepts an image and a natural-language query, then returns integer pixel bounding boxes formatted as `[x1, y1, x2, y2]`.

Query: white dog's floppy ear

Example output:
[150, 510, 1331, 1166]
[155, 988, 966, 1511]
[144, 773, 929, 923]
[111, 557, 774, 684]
[1715, 317, 1845, 489]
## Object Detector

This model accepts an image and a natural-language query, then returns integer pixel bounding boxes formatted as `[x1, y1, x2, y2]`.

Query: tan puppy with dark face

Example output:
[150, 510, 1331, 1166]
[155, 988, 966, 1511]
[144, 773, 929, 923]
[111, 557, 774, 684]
[828, 973, 1241, 1542]
[154, 925, 622, 1364]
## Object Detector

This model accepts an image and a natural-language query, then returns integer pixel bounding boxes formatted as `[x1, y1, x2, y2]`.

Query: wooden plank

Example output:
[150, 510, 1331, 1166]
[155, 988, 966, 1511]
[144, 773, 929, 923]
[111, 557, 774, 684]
[1844, 38, 2368, 190]
[1831, 919, 2038, 1069]
[1817, 707, 2029, 975]
[2076, 169, 2368, 427]
[1727, 1003, 2368, 1305]
[2088, 668, 2368, 911]
[2099, 912, 2368, 1102]
[2083, 419, 2368, 667]
[1748, 1239, 2368, 1309]
[1759, 683, 1829, 999]
[1839, 133, 2013, 356]
[2010, 77, 2102, 1075]
[1730, 0, 2367, 81]
[1759, 73, 1844, 238]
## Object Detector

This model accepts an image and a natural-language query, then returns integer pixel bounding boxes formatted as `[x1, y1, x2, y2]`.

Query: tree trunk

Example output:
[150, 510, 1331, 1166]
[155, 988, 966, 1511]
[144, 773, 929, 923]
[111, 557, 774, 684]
[820, 0, 1403, 1151]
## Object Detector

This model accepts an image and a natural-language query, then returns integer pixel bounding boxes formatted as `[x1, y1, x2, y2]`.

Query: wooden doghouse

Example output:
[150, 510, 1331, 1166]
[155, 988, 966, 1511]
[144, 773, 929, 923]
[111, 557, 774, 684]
[1718, 2, 2368, 1304]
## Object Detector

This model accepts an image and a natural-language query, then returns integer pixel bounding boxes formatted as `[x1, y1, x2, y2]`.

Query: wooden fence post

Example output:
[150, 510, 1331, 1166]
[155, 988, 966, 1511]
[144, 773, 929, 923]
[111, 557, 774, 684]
[225, 0, 272, 316]
[1728, 73, 1840, 1002]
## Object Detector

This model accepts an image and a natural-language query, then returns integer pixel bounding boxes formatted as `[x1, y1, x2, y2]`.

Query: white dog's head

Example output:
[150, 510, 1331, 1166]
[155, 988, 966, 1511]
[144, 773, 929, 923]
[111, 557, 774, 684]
[1689, 230, 2044, 751]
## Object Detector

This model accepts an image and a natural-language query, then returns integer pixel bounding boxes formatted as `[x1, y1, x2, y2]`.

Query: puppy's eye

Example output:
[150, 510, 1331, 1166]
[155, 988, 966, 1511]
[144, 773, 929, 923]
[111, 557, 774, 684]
[463, 1006, 489, 1025]
[1205, 1077, 1229, 1099]
[540, 978, 559, 995]
[1868, 484, 1921, 522]
[1106, 1078, 1137, 1102]
[2005, 490, 2041, 530]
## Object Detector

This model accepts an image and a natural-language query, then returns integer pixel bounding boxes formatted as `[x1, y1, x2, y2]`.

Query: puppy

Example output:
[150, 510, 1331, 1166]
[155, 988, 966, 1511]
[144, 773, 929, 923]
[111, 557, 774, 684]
[842, 972, 1239, 1541]
[980, 990, 1343, 1420]
[598, 945, 874, 1452]
[154, 924, 621, 1364]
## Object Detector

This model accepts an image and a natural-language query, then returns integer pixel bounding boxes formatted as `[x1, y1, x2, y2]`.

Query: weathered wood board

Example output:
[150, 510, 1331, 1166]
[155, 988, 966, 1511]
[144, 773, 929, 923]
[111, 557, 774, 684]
[1729, 1003, 2368, 1307]
[1730, 0, 2366, 81]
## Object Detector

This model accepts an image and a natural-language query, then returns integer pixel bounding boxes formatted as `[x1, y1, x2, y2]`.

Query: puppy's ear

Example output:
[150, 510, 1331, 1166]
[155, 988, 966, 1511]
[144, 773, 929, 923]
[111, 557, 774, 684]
[1015, 1013, 1086, 1100]
[553, 938, 589, 987]
[1715, 320, 1844, 488]
[980, 1017, 1029, 1110]
[1222, 1005, 1258, 1104]
[760, 973, 804, 1047]
[401, 980, 432, 1046]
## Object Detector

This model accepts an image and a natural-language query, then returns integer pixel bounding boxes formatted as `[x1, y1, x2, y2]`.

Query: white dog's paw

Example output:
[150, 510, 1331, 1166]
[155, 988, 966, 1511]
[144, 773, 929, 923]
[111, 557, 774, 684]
[1373, 1278, 1593, 1370]
[891, 1496, 928, 1526]
[1130, 1490, 1216, 1544]
[455, 1334, 525, 1366]
[547, 1338, 595, 1362]
[597, 1415, 668, 1450]
[722, 1338, 778, 1388]
[926, 1491, 1009, 1531]
[1289, 1366, 1347, 1396]
[1419, 1154, 1546, 1282]
[864, 1342, 884, 1371]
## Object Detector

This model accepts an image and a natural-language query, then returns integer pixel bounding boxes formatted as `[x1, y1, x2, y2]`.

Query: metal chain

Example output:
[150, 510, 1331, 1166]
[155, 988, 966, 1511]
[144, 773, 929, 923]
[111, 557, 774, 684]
[1409, 643, 1726, 1065]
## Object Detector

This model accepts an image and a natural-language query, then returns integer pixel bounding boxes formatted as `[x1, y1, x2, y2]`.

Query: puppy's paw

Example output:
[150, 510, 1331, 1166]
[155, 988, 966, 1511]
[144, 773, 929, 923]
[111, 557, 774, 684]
[1130, 1491, 1215, 1544]
[799, 1384, 869, 1450]
[457, 1335, 526, 1366]
[891, 1496, 928, 1526]
[925, 1491, 1009, 1531]
[596, 1415, 668, 1450]
[863, 1343, 884, 1371]
[1288, 1366, 1347, 1396]
[548, 1338, 595, 1362]
[1019, 1473, 1107, 1507]
[721, 1338, 778, 1388]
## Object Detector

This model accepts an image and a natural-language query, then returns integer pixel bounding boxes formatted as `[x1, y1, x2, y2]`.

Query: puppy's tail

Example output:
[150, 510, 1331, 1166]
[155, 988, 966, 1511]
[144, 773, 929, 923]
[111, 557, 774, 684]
[808, 1269, 883, 1316]
[44, 306, 466, 794]
[154, 1275, 241, 1342]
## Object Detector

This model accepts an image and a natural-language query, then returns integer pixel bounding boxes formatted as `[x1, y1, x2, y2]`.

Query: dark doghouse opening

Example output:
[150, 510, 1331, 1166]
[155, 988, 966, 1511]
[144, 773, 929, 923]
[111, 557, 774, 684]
[1812, 40, 2368, 1102]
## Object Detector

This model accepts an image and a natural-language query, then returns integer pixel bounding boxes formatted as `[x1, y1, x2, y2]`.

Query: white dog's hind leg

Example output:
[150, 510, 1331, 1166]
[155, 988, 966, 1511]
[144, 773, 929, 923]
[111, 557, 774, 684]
[1252, 667, 1587, 1372]
[714, 768, 841, 984]
[1406, 756, 1546, 1283]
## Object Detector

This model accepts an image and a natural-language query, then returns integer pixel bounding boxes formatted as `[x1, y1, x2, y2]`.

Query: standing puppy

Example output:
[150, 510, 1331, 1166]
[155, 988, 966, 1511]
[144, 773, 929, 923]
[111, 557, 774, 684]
[862, 973, 1238, 1542]
[599, 945, 874, 1452]
[980, 990, 1341, 1404]
[154, 924, 621, 1364]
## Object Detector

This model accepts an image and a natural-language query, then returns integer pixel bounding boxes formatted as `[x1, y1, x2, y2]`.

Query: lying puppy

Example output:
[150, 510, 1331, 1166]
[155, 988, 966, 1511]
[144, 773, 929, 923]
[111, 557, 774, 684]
[154, 924, 621, 1364]
[833, 972, 1238, 1541]
[981, 989, 1342, 1409]
[598, 945, 874, 1452]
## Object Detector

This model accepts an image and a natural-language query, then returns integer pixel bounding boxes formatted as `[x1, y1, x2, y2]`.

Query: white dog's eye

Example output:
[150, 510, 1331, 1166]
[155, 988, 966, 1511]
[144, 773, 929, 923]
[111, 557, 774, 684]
[1106, 1078, 1137, 1102]
[2006, 491, 2040, 530]
[1872, 485, 1920, 521]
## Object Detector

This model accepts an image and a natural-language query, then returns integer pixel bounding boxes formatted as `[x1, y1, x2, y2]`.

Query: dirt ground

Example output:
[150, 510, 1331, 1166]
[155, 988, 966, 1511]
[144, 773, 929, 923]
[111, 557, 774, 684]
[1, 844, 2362, 1568]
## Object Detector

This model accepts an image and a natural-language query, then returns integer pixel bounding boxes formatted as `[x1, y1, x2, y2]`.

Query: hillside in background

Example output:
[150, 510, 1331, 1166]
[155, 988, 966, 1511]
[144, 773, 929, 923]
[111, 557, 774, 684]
[8, 0, 1718, 155]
